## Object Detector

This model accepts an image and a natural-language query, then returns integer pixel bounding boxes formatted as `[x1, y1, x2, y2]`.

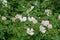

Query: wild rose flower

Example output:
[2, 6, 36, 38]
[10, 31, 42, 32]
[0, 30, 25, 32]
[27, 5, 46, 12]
[11, 17, 16, 22]
[15, 14, 22, 19]
[27, 28, 34, 36]
[32, 19, 37, 24]
[58, 14, 60, 20]
[45, 9, 52, 16]
[28, 17, 37, 24]
[41, 20, 49, 26]
[2, 16, 7, 21]
[20, 17, 27, 22]
[28, 17, 32, 22]
[32, 17, 38, 24]
[15, 14, 27, 22]
[28, 17, 34, 22]
[39, 25, 46, 34]
[2, 0, 7, 7]
[47, 24, 52, 29]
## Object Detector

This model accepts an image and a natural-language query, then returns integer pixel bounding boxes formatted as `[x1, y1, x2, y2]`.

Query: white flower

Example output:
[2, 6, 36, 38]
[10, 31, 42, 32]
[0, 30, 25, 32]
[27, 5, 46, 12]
[45, 9, 50, 13]
[30, 6, 34, 10]
[32, 19, 37, 24]
[45, 9, 52, 16]
[39, 25, 46, 34]
[2, 0, 7, 7]
[29, 6, 34, 12]
[31, 17, 37, 24]
[28, 17, 38, 24]
[27, 28, 34, 36]
[28, 17, 35, 21]
[41, 20, 52, 29]
[11, 17, 16, 22]
[22, 17, 27, 21]
[41, 20, 49, 26]
[20, 17, 27, 22]
[28, 17, 32, 21]
[26, 6, 34, 13]
[58, 14, 60, 20]
[47, 24, 52, 29]
[2, 16, 7, 20]
[15, 14, 27, 22]
[15, 14, 22, 19]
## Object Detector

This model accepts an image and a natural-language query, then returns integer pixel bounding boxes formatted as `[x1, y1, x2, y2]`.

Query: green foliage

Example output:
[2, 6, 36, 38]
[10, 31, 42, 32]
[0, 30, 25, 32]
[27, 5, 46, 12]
[0, 0, 60, 40]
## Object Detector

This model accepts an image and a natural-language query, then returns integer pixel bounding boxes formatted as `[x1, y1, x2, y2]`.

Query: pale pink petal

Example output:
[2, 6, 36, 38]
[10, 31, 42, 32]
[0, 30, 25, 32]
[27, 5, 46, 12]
[47, 24, 52, 29]
[32, 19, 38, 24]
[2, 16, 7, 21]
[41, 20, 49, 26]
[15, 14, 22, 19]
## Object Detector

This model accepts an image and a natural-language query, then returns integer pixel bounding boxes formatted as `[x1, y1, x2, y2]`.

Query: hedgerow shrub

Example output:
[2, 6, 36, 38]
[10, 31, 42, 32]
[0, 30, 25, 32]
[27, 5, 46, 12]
[0, 0, 60, 40]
